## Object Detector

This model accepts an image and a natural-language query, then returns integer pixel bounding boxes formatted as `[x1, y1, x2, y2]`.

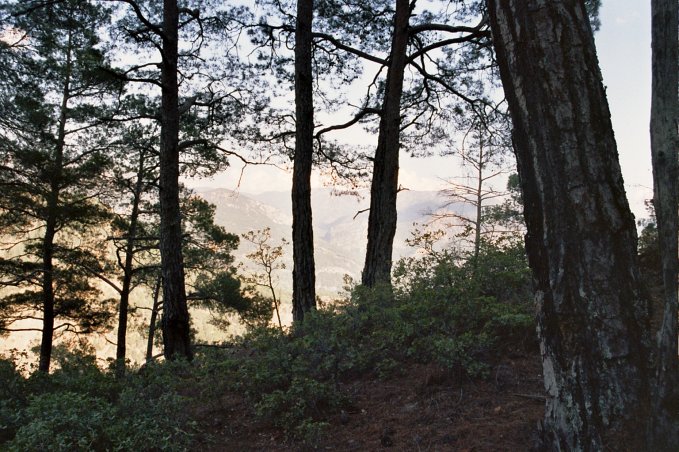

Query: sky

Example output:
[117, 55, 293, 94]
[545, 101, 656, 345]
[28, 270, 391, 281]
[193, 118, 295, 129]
[597, 0, 653, 219]
[187, 0, 655, 221]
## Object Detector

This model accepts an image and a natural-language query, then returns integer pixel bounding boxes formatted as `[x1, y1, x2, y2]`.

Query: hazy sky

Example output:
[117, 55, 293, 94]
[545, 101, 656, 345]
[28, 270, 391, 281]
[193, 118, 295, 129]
[188, 1, 655, 220]
[597, 0, 652, 219]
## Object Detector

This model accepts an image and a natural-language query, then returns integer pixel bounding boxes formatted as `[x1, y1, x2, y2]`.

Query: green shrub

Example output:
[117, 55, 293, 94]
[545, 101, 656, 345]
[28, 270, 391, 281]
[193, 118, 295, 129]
[110, 389, 195, 451]
[9, 391, 111, 451]
[1, 239, 536, 449]
[430, 332, 493, 378]
[34, 346, 121, 402]
[254, 377, 344, 433]
[294, 419, 330, 446]
[0, 358, 27, 444]
[1, 351, 197, 451]
[211, 241, 535, 440]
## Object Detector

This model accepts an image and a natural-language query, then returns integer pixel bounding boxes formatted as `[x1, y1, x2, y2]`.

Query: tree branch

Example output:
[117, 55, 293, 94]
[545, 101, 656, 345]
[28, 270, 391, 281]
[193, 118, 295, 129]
[409, 21, 486, 35]
[312, 32, 387, 65]
[107, 0, 164, 39]
[408, 60, 478, 105]
[406, 33, 487, 64]
[314, 107, 382, 139]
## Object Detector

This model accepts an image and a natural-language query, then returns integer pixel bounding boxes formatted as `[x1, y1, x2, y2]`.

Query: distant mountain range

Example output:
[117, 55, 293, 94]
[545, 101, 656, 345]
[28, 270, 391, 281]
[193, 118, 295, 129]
[197, 187, 470, 298]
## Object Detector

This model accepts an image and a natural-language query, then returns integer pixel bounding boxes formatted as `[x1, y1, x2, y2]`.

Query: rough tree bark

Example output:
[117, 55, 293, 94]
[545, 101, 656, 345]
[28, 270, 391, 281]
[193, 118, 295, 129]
[487, 1, 653, 449]
[159, 0, 192, 360]
[291, 0, 316, 322]
[361, 0, 410, 287]
[649, 0, 679, 447]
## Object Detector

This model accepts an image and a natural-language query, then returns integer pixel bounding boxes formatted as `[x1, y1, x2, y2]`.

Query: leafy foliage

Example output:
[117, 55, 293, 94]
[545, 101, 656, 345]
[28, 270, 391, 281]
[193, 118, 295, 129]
[0, 239, 536, 448]
[194, 239, 535, 440]
[0, 0, 121, 353]
[0, 349, 196, 451]
[240, 228, 289, 329]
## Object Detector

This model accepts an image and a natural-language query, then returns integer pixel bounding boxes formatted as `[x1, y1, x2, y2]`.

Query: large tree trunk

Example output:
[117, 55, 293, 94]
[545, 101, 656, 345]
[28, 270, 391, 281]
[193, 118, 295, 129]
[159, 0, 192, 360]
[291, 0, 316, 322]
[649, 0, 679, 447]
[361, 0, 410, 287]
[487, 1, 653, 449]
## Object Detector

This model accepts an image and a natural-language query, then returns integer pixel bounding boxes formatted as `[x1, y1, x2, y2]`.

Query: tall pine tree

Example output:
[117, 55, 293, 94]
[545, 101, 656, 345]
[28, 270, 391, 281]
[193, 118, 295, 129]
[0, 0, 122, 372]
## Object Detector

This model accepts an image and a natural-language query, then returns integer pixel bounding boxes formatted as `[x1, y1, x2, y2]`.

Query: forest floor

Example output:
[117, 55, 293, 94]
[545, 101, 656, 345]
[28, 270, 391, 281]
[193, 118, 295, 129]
[190, 352, 545, 451]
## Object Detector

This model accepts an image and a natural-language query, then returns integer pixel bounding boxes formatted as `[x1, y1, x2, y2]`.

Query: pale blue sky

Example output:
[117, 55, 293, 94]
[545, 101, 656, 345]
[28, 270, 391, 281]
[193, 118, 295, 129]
[597, 0, 652, 218]
[192, 1, 655, 220]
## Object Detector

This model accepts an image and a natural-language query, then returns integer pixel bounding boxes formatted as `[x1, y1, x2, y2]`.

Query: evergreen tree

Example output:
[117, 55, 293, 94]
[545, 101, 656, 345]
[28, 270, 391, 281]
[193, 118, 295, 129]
[110, 0, 260, 360]
[251, 0, 492, 289]
[291, 0, 317, 321]
[361, 0, 491, 287]
[104, 119, 161, 375]
[144, 192, 260, 359]
[0, 0, 122, 372]
[361, 0, 410, 288]
[98, 117, 253, 371]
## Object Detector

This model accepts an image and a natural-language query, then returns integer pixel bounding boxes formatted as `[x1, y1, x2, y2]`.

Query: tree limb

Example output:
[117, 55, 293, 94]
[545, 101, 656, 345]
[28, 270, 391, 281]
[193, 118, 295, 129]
[312, 32, 387, 65]
[106, 0, 164, 39]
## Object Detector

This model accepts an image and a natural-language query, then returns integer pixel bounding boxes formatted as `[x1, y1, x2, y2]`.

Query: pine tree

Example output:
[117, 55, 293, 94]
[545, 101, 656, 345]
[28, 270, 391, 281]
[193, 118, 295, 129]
[291, 0, 317, 321]
[0, 0, 122, 372]
[110, 0, 259, 359]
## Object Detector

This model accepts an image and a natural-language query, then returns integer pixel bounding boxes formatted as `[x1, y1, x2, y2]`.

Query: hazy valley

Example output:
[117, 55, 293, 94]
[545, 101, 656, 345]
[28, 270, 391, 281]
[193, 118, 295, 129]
[2, 187, 468, 365]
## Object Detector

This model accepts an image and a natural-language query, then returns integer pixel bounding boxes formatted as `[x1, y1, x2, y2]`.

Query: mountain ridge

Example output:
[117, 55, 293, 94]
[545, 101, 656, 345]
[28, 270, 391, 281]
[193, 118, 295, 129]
[195, 187, 465, 297]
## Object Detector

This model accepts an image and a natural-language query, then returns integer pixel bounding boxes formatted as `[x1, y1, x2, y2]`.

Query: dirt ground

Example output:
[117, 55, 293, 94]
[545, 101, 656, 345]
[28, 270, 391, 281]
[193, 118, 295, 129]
[192, 352, 545, 451]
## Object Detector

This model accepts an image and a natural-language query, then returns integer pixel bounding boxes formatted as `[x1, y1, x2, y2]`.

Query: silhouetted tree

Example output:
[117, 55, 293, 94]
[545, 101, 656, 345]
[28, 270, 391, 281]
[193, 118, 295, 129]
[0, 0, 121, 372]
[291, 0, 317, 321]
[111, 0, 259, 360]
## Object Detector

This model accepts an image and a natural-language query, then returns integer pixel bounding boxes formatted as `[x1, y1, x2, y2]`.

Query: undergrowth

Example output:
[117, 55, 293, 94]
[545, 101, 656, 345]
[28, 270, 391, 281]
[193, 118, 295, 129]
[0, 240, 536, 450]
[0, 348, 197, 451]
[196, 239, 536, 443]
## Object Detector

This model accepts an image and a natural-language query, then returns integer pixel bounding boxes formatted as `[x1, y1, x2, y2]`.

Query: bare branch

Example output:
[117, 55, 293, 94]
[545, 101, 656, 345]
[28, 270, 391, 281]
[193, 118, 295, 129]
[408, 19, 487, 35]
[353, 207, 370, 220]
[312, 32, 387, 65]
[106, 0, 164, 39]
[314, 107, 382, 139]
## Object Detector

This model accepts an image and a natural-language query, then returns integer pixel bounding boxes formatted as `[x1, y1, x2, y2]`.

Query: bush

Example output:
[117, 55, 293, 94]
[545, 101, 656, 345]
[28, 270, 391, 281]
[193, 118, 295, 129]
[194, 240, 536, 442]
[1, 350, 197, 451]
[1, 239, 536, 449]
[9, 392, 111, 451]
[0, 358, 27, 444]
[255, 377, 343, 432]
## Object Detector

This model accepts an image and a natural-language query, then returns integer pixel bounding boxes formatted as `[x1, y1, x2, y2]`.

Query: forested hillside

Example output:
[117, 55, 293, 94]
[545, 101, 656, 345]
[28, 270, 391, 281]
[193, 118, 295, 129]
[0, 0, 676, 450]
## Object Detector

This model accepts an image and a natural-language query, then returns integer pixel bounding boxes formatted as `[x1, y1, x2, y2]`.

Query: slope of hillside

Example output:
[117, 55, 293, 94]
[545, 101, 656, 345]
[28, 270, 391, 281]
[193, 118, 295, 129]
[195, 355, 544, 451]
